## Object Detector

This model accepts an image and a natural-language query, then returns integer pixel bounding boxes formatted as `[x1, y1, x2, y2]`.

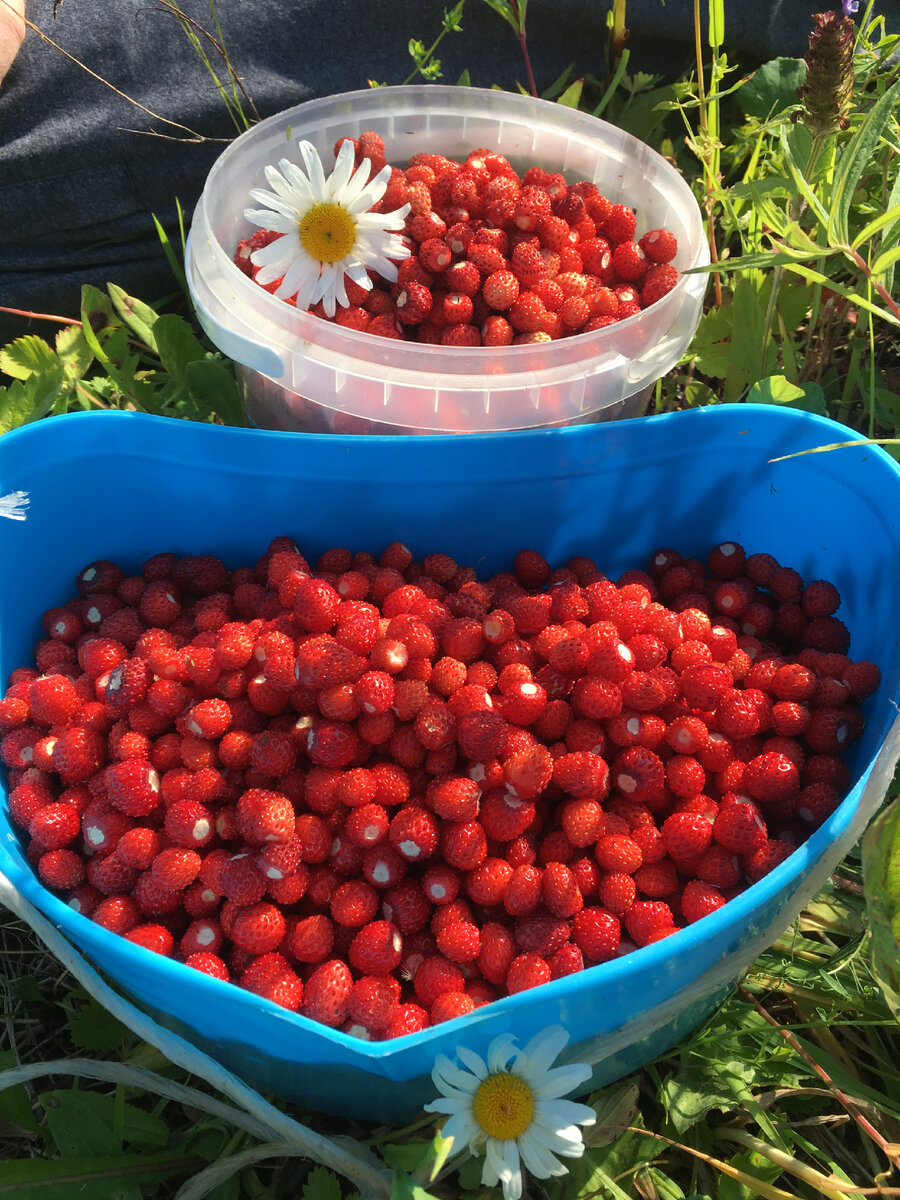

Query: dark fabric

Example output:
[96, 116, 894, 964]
[1, 0, 896, 341]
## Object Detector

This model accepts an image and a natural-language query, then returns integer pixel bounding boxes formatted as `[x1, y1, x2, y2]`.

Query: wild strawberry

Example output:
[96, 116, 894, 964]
[29, 675, 80, 726]
[229, 902, 286, 955]
[348, 975, 401, 1034]
[637, 228, 677, 264]
[52, 727, 106, 783]
[640, 263, 678, 306]
[611, 240, 647, 282]
[567, 906, 620, 961]
[29, 802, 81, 851]
[241, 954, 303, 1011]
[598, 872, 636, 916]
[37, 847, 85, 890]
[713, 798, 767, 855]
[600, 203, 636, 245]
[506, 951, 552, 994]
[413, 954, 465, 1007]
[740, 751, 799, 803]
[122, 922, 174, 955]
[104, 759, 160, 817]
[92, 894, 140, 934]
[594, 833, 642, 874]
[542, 861, 583, 917]
[744, 838, 794, 883]
[550, 750, 609, 799]
[514, 186, 552, 231]
[804, 708, 853, 754]
[507, 291, 547, 333]
[842, 660, 881, 700]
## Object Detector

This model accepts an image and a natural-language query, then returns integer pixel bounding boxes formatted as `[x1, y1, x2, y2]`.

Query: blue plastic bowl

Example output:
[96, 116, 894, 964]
[1, 406, 899, 1122]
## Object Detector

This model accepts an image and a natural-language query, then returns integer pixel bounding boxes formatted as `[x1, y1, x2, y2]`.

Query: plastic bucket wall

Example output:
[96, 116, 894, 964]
[1, 407, 899, 1122]
[186, 85, 709, 433]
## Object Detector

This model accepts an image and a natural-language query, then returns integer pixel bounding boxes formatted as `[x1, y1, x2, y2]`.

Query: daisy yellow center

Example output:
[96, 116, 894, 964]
[298, 202, 357, 263]
[472, 1072, 535, 1141]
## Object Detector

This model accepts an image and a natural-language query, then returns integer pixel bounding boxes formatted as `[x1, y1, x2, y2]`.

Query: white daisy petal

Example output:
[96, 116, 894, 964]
[279, 159, 317, 204]
[328, 138, 360, 199]
[532, 1119, 590, 1152]
[535, 1062, 594, 1099]
[248, 236, 294, 268]
[487, 1035, 520, 1074]
[536, 1098, 597, 1128]
[518, 1127, 567, 1179]
[246, 190, 300, 223]
[263, 163, 304, 205]
[277, 254, 318, 304]
[455, 1045, 490, 1079]
[345, 261, 373, 291]
[519, 1027, 570, 1079]
[298, 139, 328, 198]
[441, 1111, 479, 1151]
[434, 1058, 482, 1096]
[485, 1139, 523, 1200]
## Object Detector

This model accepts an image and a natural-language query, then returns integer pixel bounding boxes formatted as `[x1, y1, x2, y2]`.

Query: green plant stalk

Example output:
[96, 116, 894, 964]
[759, 132, 829, 380]
[608, 0, 628, 76]
[402, 1, 467, 85]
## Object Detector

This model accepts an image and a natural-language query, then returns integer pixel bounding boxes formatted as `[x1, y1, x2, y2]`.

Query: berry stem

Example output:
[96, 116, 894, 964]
[516, 26, 538, 98]
[0, 304, 81, 326]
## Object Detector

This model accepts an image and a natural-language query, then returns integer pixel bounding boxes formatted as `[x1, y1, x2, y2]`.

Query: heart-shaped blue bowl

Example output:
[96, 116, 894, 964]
[1, 405, 898, 1121]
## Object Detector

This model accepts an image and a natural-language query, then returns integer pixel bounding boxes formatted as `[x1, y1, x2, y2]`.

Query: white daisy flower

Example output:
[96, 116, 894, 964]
[243, 137, 410, 316]
[424, 1026, 596, 1200]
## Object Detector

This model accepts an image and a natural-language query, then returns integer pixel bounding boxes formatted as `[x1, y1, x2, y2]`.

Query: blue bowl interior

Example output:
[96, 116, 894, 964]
[1, 406, 898, 1121]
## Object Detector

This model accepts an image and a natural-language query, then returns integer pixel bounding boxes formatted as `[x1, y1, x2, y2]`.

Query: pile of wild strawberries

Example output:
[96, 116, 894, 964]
[0, 538, 880, 1040]
[233, 130, 680, 347]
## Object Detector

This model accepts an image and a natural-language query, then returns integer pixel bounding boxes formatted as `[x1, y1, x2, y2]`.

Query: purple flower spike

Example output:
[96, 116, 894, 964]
[842, 0, 859, 14]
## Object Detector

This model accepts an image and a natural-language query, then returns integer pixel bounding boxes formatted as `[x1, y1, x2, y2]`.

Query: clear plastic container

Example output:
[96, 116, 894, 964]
[186, 85, 709, 433]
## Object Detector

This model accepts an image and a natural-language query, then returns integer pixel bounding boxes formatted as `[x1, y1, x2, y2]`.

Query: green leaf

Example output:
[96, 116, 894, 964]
[152, 313, 208, 383]
[55, 324, 94, 383]
[661, 1066, 737, 1136]
[68, 998, 132, 1054]
[301, 1165, 343, 1200]
[0, 366, 65, 432]
[557, 78, 584, 110]
[829, 77, 900, 245]
[107, 284, 161, 354]
[584, 1079, 640, 1148]
[0, 335, 58, 381]
[184, 359, 246, 427]
[862, 793, 900, 1021]
[0, 379, 40, 433]
[0, 1150, 201, 1198]
[724, 277, 777, 401]
[0, 1052, 40, 1136]
[870, 242, 900, 279]
[381, 1142, 433, 1174]
[716, 1150, 784, 1200]
[746, 374, 805, 406]
[389, 1167, 442, 1200]
[152, 210, 191, 300]
[737, 58, 805, 118]
[39, 1090, 122, 1158]
[851, 199, 900, 252]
